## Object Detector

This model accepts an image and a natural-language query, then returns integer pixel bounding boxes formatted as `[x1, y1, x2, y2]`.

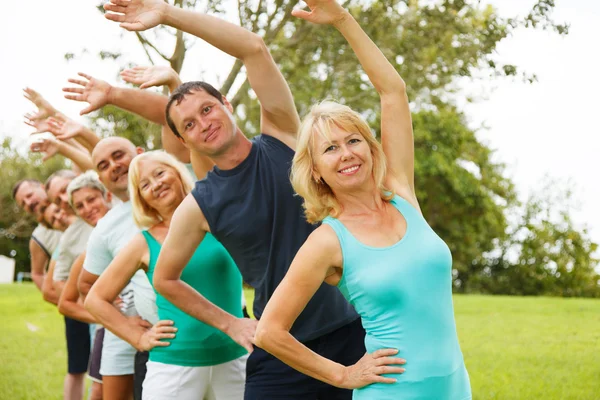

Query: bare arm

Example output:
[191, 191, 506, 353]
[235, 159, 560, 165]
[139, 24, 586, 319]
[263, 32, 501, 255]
[42, 260, 59, 306]
[29, 239, 48, 291]
[85, 234, 175, 351]
[255, 226, 405, 389]
[78, 268, 99, 302]
[47, 116, 100, 153]
[153, 194, 256, 353]
[121, 65, 191, 163]
[64, 72, 191, 163]
[104, 0, 301, 147]
[58, 252, 97, 324]
[30, 137, 93, 171]
[295, 0, 414, 192]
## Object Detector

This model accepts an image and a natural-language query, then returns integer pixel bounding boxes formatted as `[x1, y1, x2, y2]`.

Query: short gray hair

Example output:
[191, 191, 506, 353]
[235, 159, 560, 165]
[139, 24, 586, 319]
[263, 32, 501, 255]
[67, 171, 108, 208]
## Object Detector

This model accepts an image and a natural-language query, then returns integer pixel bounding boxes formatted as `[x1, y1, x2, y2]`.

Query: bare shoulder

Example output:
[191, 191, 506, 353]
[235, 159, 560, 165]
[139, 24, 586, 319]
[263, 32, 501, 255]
[303, 224, 343, 267]
[173, 193, 210, 233]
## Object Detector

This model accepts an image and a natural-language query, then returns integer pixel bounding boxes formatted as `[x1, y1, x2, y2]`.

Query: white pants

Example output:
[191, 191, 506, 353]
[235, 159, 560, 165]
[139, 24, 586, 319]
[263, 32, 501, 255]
[142, 355, 247, 400]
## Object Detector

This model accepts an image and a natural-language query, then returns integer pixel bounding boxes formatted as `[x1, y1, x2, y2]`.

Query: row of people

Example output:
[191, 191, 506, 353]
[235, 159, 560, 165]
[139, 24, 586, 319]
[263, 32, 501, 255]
[14, 0, 471, 399]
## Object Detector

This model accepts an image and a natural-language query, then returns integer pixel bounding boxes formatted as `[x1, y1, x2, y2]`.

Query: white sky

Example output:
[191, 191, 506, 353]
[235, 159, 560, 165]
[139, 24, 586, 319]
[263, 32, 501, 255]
[1, 0, 598, 249]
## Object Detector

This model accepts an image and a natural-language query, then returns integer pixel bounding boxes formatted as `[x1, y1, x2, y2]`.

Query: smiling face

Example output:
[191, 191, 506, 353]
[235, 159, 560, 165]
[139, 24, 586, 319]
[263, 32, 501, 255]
[71, 187, 111, 227]
[92, 138, 140, 199]
[136, 159, 187, 216]
[47, 176, 74, 215]
[42, 202, 67, 231]
[14, 181, 48, 217]
[311, 123, 374, 194]
[169, 90, 237, 156]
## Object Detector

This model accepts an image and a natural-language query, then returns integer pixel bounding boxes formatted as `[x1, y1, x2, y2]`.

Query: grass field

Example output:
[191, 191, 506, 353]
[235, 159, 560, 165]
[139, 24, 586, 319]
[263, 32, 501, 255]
[1, 284, 599, 400]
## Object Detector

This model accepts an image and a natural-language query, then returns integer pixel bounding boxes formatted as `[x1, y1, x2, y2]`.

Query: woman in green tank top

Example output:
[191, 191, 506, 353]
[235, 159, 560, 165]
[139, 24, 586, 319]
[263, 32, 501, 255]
[255, 0, 471, 399]
[85, 151, 247, 400]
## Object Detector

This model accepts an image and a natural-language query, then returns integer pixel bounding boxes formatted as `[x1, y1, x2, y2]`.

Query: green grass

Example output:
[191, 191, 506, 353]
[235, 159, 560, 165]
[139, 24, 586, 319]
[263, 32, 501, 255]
[1, 284, 599, 399]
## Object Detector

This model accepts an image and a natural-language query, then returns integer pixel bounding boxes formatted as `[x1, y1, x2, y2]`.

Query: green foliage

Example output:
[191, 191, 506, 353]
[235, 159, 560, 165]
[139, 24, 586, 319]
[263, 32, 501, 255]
[86, 105, 162, 150]
[0, 137, 67, 277]
[52, 0, 598, 296]
[473, 181, 600, 297]
[411, 107, 516, 292]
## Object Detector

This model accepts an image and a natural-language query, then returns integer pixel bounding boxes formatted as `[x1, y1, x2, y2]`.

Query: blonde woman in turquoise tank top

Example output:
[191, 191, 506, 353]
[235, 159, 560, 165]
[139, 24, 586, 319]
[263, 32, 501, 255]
[255, 0, 472, 398]
[86, 151, 247, 400]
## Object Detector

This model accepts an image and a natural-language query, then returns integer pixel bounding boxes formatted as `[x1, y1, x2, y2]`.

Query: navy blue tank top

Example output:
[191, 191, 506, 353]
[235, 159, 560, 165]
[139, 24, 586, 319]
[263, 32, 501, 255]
[192, 134, 358, 341]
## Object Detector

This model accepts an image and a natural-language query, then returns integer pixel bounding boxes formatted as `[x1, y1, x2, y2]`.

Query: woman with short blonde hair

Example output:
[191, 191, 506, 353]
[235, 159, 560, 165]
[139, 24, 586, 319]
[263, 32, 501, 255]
[255, 0, 472, 399]
[86, 151, 247, 400]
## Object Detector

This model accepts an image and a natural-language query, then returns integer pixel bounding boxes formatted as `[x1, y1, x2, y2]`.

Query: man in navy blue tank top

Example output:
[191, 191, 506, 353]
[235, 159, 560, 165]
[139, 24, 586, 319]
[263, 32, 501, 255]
[103, 0, 365, 398]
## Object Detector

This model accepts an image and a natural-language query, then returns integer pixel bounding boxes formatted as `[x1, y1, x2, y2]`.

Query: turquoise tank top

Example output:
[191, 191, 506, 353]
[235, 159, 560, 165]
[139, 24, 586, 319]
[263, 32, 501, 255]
[323, 195, 471, 400]
[142, 231, 247, 367]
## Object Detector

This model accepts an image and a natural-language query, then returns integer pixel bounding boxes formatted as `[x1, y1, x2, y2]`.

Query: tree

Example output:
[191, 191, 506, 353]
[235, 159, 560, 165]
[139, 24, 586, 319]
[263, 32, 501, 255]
[473, 179, 600, 297]
[55, 0, 600, 297]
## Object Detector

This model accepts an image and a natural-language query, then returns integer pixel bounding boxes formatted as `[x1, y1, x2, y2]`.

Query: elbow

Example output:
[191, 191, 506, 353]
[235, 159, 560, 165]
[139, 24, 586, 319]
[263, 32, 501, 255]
[243, 34, 269, 60]
[83, 292, 96, 313]
[380, 78, 407, 98]
[254, 321, 276, 351]
[153, 274, 166, 296]
[42, 289, 53, 304]
[57, 299, 68, 316]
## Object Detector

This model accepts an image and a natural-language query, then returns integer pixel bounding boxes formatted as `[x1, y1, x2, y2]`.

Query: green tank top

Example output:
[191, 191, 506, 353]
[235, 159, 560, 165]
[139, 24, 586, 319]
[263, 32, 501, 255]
[323, 195, 471, 399]
[142, 231, 247, 367]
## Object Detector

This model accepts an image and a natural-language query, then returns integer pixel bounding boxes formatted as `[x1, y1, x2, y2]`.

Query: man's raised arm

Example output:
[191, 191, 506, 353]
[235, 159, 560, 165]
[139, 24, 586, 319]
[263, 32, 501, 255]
[104, 0, 300, 148]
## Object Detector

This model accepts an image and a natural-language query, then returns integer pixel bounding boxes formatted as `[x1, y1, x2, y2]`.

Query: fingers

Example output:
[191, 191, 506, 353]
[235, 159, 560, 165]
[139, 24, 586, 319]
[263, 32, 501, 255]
[154, 320, 175, 328]
[80, 105, 97, 116]
[111, 0, 132, 6]
[291, 9, 312, 20]
[372, 348, 399, 358]
[103, 3, 128, 13]
[64, 94, 83, 102]
[78, 72, 93, 80]
[140, 78, 160, 89]
[105, 12, 127, 23]
[63, 87, 84, 95]
[375, 356, 406, 366]
[67, 78, 88, 87]
[120, 22, 145, 31]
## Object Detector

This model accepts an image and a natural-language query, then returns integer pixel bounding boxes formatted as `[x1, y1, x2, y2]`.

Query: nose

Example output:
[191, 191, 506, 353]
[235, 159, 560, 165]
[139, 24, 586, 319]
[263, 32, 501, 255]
[340, 144, 353, 160]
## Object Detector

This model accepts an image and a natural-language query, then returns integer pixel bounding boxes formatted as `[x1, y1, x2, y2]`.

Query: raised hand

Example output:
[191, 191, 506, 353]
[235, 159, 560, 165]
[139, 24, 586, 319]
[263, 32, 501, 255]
[47, 116, 86, 141]
[104, 0, 167, 31]
[120, 65, 181, 90]
[24, 115, 52, 134]
[224, 317, 258, 354]
[136, 320, 177, 351]
[63, 73, 112, 115]
[339, 349, 406, 389]
[291, 0, 349, 25]
[23, 88, 58, 121]
[30, 136, 60, 162]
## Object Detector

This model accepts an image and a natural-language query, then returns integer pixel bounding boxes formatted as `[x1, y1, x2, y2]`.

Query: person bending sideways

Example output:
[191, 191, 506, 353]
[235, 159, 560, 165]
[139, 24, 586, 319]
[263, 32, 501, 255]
[86, 151, 246, 400]
[255, 1, 472, 400]
[103, 0, 366, 398]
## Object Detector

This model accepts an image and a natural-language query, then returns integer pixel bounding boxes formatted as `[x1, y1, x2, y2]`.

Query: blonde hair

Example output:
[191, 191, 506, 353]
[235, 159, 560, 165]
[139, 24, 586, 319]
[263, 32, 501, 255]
[291, 101, 393, 224]
[128, 151, 194, 229]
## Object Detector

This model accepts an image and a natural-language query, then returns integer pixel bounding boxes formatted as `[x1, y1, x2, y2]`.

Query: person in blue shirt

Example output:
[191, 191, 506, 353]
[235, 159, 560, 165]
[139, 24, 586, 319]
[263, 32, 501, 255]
[255, 1, 472, 399]
[103, 0, 371, 398]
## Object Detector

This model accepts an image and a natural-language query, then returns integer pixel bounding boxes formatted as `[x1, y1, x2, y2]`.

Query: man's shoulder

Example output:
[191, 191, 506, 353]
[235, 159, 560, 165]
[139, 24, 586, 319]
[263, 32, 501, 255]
[95, 201, 132, 231]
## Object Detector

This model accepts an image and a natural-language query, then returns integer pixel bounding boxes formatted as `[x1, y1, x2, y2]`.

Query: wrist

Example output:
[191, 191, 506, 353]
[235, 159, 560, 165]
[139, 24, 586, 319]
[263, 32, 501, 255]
[167, 76, 182, 93]
[220, 314, 238, 336]
[161, 2, 177, 27]
[332, 11, 353, 30]
[106, 85, 116, 106]
[330, 363, 348, 388]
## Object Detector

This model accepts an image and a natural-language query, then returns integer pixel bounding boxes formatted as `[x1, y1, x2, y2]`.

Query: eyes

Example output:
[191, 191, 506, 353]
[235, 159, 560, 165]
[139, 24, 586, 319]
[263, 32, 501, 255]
[323, 138, 362, 153]
[140, 169, 166, 191]
[184, 105, 213, 131]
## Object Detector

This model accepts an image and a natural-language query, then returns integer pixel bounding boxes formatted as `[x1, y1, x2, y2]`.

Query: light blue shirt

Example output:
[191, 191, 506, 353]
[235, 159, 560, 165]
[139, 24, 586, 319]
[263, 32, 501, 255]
[84, 201, 158, 323]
